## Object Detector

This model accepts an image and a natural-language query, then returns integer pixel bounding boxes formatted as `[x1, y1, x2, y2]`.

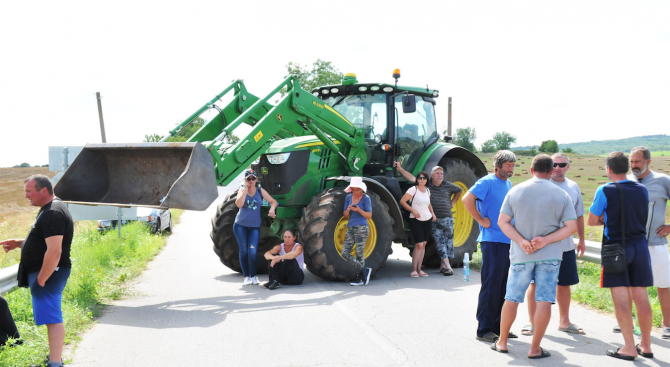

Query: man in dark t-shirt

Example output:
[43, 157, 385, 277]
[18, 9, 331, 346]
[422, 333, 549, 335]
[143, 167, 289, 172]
[1, 174, 73, 367]
[588, 152, 653, 360]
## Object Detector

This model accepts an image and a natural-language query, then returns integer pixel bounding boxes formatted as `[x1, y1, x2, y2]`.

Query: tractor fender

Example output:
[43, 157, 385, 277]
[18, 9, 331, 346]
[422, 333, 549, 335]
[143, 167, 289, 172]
[422, 145, 487, 179]
[326, 176, 406, 242]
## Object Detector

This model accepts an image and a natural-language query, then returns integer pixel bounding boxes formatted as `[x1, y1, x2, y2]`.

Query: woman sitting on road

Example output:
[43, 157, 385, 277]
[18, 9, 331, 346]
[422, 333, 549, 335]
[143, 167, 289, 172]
[263, 228, 304, 290]
[234, 169, 278, 286]
[400, 171, 436, 278]
[0, 295, 22, 347]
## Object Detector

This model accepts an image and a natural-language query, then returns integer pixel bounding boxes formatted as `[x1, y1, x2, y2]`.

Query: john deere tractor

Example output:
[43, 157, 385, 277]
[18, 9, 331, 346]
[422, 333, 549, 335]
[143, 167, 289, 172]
[55, 70, 487, 281]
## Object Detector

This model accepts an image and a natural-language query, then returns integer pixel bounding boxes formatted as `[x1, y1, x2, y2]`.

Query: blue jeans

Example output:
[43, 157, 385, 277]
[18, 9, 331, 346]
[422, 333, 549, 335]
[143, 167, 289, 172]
[233, 223, 260, 277]
[505, 261, 561, 303]
[476, 241, 510, 337]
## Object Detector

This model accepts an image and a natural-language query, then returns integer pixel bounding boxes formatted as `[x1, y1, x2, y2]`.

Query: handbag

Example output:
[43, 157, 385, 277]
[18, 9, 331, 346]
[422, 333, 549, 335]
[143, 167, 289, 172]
[601, 182, 627, 274]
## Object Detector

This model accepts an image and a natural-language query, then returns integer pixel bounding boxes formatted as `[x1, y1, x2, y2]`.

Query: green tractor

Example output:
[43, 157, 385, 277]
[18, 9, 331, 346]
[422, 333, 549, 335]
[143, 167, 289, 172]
[54, 70, 487, 281]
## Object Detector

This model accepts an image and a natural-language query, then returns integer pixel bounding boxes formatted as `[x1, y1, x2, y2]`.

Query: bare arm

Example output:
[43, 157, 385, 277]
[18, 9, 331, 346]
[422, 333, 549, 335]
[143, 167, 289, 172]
[400, 192, 421, 219]
[576, 216, 585, 257]
[394, 161, 416, 183]
[530, 220, 578, 250]
[261, 189, 278, 218]
[1, 239, 24, 253]
[587, 212, 604, 226]
[451, 191, 462, 207]
[264, 245, 281, 260]
[429, 204, 436, 222]
[461, 192, 490, 228]
[235, 185, 248, 208]
[38, 236, 63, 287]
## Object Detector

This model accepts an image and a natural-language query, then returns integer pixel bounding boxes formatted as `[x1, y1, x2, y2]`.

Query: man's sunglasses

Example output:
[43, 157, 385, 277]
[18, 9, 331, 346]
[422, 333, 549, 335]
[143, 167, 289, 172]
[417, 176, 428, 180]
[553, 163, 568, 168]
[246, 176, 257, 181]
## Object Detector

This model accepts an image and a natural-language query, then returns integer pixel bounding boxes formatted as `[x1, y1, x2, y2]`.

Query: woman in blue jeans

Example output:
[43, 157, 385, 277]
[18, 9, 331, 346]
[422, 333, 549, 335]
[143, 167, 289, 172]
[234, 169, 278, 286]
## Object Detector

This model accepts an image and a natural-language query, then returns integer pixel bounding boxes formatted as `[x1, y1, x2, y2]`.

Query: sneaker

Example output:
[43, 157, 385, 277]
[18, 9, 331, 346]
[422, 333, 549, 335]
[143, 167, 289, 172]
[363, 267, 371, 285]
[268, 280, 281, 290]
[243, 277, 252, 286]
[263, 281, 272, 288]
[350, 272, 363, 286]
[251, 276, 259, 285]
[662, 326, 670, 339]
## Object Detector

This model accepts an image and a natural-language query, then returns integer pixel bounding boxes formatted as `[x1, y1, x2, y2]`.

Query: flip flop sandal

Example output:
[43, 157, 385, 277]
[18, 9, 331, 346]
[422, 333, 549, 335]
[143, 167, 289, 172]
[528, 347, 551, 359]
[606, 348, 635, 361]
[443, 269, 454, 276]
[439, 268, 447, 273]
[410, 272, 419, 278]
[521, 325, 534, 336]
[419, 271, 429, 277]
[476, 332, 498, 343]
[508, 332, 518, 339]
[636, 344, 653, 358]
[558, 324, 585, 335]
[490, 341, 508, 353]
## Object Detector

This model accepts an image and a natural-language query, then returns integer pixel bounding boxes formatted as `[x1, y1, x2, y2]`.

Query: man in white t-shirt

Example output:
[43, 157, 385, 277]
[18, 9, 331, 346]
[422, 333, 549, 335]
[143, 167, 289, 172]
[630, 147, 670, 339]
[521, 153, 586, 336]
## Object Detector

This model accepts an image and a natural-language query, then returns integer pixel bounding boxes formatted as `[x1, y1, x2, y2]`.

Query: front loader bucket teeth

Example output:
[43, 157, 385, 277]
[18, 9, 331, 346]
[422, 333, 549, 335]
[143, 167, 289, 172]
[53, 143, 218, 211]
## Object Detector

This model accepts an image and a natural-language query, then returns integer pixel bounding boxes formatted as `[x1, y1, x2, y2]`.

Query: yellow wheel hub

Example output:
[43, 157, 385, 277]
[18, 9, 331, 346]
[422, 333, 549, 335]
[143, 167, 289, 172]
[334, 217, 377, 259]
[452, 182, 474, 247]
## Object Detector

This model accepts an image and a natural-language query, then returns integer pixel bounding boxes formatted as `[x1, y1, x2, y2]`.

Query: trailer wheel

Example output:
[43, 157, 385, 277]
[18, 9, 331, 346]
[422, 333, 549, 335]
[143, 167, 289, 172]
[210, 190, 280, 274]
[299, 188, 394, 281]
[421, 158, 480, 268]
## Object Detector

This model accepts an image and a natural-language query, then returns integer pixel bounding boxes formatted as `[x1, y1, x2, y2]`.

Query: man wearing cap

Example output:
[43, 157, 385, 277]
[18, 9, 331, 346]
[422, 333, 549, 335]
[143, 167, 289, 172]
[630, 146, 670, 339]
[395, 162, 462, 275]
[343, 177, 373, 286]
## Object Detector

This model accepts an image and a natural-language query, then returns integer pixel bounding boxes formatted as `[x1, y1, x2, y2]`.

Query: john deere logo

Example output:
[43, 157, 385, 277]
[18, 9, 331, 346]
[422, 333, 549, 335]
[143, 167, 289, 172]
[261, 167, 268, 175]
[277, 113, 283, 121]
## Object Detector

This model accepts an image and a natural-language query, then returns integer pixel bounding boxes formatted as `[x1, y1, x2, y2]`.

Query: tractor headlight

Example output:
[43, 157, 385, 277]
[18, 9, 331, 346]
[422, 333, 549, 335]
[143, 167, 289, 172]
[383, 87, 394, 92]
[266, 153, 291, 165]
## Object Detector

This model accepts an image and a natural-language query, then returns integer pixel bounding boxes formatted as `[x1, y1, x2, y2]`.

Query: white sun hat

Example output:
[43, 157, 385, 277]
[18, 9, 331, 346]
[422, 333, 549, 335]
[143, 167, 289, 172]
[345, 177, 367, 193]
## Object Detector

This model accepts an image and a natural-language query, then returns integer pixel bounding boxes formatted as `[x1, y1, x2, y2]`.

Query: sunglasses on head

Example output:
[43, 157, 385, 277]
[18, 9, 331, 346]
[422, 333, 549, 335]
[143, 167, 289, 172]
[246, 176, 257, 181]
[417, 176, 428, 180]
[553, 163, 568, 168]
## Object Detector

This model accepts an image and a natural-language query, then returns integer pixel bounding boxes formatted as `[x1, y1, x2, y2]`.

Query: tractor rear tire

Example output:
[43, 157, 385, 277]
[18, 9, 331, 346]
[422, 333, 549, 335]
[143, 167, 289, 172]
[420, 158, 480, 268]
[210, 190, 281, 274]
[299, 188, 394, 281]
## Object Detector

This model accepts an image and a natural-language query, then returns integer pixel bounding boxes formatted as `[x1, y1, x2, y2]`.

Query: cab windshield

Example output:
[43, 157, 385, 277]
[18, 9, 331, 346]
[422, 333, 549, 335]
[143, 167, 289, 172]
[323, 94, 388, 142]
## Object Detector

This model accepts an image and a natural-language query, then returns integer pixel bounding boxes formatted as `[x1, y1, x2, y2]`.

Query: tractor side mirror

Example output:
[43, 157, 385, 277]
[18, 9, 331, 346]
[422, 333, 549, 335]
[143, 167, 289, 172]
[402, 94, 416, 113]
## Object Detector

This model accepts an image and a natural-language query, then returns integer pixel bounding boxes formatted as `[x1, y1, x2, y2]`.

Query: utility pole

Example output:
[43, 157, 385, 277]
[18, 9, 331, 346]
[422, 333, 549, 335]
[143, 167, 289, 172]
[96, 92, 107, 143]
[447, 97, 452, 137]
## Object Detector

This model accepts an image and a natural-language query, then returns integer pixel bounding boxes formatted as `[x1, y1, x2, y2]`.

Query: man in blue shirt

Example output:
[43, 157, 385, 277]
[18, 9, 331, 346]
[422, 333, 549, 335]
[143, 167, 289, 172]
[588, 152, 653, 360]
[462, 150, 516, 342]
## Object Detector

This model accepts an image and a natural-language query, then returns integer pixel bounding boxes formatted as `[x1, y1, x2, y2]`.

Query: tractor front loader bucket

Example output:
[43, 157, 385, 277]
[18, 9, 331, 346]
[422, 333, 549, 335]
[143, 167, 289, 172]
[54, 143, 218, 211]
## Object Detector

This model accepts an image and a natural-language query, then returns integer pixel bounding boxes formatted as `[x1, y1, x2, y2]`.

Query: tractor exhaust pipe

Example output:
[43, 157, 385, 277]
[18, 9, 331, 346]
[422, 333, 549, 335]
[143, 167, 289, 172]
[54, 142, 218, 211]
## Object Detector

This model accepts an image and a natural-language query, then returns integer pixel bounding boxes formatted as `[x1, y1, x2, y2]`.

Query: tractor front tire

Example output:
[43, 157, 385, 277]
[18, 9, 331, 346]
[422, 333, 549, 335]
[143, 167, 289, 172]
[210, 190, 280, 274]
[421, 158, 480, 268]
[299, 188, 394, 281]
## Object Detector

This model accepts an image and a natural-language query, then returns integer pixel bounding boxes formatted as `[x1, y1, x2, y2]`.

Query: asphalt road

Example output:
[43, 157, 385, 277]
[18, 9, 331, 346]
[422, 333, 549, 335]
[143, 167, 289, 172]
[70, 186, 670, 366]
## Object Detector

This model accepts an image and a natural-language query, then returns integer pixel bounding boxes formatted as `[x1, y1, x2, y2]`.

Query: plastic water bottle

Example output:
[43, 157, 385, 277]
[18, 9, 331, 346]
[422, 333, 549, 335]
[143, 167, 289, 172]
[463, 253, 470, 281]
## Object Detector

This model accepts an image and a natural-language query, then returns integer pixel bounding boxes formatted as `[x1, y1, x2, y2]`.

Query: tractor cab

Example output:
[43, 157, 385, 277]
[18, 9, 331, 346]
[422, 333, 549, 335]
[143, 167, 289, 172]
[315, 70, 439, 184]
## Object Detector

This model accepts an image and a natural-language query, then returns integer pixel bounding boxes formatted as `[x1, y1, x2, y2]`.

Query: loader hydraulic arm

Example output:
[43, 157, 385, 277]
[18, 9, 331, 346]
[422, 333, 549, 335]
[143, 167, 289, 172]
[197, 76, 368, 186]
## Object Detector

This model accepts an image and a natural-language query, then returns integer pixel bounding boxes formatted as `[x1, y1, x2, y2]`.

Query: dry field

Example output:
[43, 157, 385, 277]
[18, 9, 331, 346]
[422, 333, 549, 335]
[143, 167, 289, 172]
[0, 167, 57, 267]
[476, 152, 670, 242]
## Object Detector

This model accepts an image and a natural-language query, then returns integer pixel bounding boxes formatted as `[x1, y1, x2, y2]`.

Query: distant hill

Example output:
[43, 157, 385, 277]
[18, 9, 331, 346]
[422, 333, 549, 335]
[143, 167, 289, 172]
[511, 134, 670, 155]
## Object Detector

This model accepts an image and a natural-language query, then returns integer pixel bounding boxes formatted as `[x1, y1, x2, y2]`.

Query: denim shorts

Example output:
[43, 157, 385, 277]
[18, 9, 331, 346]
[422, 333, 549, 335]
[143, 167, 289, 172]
[505, 261, 561, 303]
[28, 267, 71, 325]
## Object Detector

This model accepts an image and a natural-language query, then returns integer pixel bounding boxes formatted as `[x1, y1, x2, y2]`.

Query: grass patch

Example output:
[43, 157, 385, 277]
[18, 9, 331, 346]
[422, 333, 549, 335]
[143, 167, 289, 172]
[573, 260, 664, 328]
[0, 209, 182, 366]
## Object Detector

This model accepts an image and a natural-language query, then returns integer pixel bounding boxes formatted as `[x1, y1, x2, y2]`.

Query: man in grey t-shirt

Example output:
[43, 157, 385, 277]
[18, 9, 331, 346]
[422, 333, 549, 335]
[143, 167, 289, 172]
[630, 147, 670, 339]
[493, 154, 577, 359]
[522, 153, 587, 336]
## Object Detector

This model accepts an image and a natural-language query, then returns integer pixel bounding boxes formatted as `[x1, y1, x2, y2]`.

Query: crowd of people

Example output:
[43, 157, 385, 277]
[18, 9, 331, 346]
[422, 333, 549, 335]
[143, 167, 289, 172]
[1, 146, 669, 364]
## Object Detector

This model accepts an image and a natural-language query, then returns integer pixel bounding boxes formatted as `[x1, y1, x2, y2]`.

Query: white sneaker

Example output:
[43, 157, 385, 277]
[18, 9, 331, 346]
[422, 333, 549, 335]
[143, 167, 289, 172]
[251, 276, 259, 285]
[243, 277, 252, 285]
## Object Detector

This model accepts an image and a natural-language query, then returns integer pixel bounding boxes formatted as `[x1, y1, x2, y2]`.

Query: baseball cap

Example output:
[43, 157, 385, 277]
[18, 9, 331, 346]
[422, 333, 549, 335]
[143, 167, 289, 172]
[431, 166, 444, 174]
